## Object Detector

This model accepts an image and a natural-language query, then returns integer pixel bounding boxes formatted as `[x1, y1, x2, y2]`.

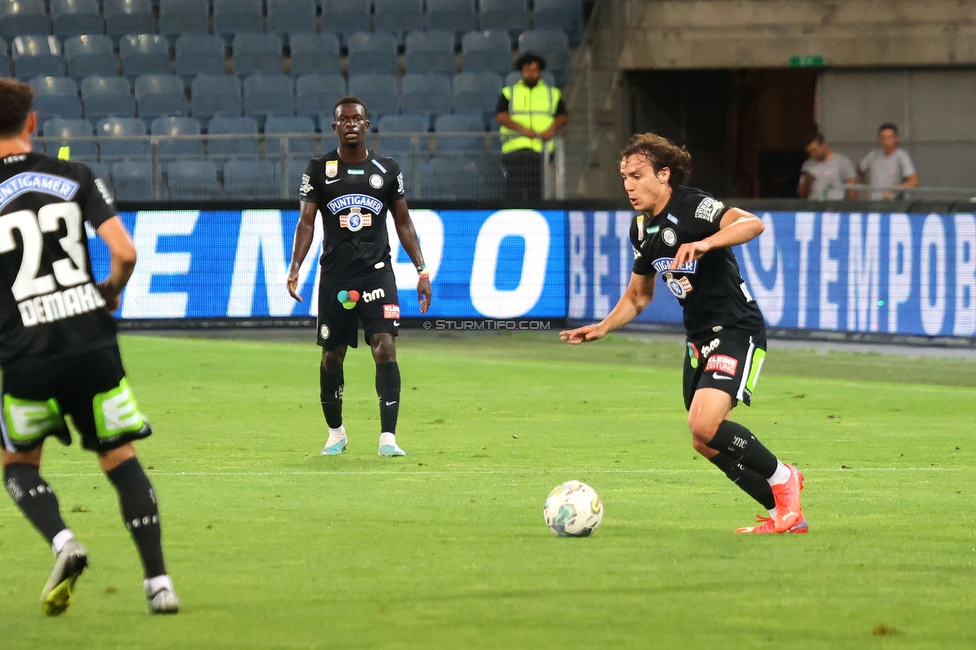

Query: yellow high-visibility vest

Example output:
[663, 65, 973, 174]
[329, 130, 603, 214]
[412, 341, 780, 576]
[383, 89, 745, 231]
[500, 80, 561, 154]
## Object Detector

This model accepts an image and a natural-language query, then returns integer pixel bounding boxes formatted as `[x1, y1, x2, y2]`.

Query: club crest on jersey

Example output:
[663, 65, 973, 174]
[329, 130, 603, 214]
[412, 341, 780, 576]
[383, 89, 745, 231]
[339, 206, 373, 232]
[325, 160, 338, 178]
[662, 228, 677, 246]
[326, 193, 383, 216]
[652, 258, 697, 274]
[369, 174, 384, 189]
[663, 272, 693, 299]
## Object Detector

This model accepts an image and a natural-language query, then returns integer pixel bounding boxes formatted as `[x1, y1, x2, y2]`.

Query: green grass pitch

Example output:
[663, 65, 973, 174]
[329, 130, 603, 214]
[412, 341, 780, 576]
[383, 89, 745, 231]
[1, 331, 974, 649]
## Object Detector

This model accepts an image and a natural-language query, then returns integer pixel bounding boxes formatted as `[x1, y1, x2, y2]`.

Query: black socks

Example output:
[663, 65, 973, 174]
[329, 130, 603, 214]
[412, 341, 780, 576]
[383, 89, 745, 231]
[707, 453, 776, 510]
[4, 463, 67, 544]
[375, 361, 400, 434]
[705, 420, 779, 479]
[106, 458, 166, 579]
[320, 365, 344, 429]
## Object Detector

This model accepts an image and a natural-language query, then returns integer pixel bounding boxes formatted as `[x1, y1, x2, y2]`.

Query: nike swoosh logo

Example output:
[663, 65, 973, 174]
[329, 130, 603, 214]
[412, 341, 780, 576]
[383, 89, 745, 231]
[325, 178, 341, 184]
[393, 320, 399, 326]
[384, 401, 398, 406]
[712, 374, 734, 380]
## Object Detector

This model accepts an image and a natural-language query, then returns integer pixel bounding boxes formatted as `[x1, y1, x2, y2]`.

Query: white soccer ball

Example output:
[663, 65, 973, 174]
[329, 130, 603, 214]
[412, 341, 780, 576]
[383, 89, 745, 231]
[543, 480, 603, 537]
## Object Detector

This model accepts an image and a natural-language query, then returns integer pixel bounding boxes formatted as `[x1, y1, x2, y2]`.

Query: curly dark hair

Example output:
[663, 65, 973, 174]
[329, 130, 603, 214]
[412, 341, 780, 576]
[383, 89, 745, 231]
[514, 52, 547, 71]
[620, 133, 693, 186]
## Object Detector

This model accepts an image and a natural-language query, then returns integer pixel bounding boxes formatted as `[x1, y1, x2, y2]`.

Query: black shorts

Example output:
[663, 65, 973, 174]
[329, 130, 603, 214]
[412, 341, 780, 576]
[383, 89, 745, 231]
[316, 268, 400, 349]
[682, 328, 767, 411]
[0, 344, 153, 454]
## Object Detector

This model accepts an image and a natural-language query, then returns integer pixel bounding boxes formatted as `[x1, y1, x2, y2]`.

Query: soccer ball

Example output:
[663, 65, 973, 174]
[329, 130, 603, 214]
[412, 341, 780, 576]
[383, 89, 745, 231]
[543, 480, 603, 537]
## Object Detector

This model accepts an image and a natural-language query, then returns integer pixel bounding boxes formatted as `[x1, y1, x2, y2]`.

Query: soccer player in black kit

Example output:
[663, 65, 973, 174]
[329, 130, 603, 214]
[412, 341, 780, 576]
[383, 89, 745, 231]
[561, 133, 806, 534]
[287, 97, 431, 457]
[0, 78, 178, 614]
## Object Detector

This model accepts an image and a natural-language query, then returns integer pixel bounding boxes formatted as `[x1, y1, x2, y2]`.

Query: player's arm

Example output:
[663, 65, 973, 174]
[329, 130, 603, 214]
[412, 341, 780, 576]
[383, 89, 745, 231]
[391, 197, 431, 313]
[560, 272, 656, 345]
[95, 216, 137, 312]
[287, 200, 318, 302]
[670, 208, 764, 269]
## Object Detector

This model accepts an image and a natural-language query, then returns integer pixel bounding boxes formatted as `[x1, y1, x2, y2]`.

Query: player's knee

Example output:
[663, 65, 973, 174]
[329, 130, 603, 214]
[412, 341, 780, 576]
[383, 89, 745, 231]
[687, 413, 720, 444]
[322, 348, 345, 371]
[690, 435, 712, 455]
[370, 335, 396, 364]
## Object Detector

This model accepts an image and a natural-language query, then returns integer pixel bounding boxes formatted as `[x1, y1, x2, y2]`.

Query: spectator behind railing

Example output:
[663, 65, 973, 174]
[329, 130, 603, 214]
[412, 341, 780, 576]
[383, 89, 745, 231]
[856, 123, 919, 200]
[797, 129, 857, 201]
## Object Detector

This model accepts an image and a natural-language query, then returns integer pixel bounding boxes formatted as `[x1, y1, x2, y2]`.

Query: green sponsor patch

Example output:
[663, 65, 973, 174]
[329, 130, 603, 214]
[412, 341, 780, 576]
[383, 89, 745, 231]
[92, 378, 146, 439]
[2, 395, 63, 442]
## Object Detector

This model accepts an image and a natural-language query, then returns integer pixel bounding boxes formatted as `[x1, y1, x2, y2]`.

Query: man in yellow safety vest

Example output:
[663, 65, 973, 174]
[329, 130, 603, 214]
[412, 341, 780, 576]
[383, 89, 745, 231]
[494, 53, 568, 200]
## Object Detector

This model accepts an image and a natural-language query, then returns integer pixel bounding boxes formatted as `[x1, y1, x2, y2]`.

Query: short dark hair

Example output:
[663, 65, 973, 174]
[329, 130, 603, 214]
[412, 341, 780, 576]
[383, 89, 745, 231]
[514, 52, 546, 71]
[807, 129, 826, 145]
[878, 122, 898, 135]
[620, 133, 693, 186]
[0, 78, 35, 138]
[333, 95, 368, 120]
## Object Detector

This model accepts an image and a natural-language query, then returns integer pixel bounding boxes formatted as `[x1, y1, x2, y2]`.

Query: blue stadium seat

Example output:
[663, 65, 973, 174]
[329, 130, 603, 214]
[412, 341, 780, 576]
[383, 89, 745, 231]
[452, 72, 503, 121]
[86, 161, 110, 185]
[50, 0, 103, 40]
[30, 76, 82, 124]
[151, 116, 203, 156]
[159, 0, 209, 41]
[533, 0, 585, 45]
[434, 112, 485, 152]
[346, 31, 398, 76]
[190, 73, 241, 119]
[404, 30, 455, 75]
[0, 0, 50, 41]
[264, 115, 316, 156]
[243, 73, 294, 119]
[11, 36, 64, 80]
[479, 0, 529, 43]
[518, 30, 570, 85]
[347, 73, 398, 120]
[295, 73, 345, 125]
[104, 0, 156, 43]
[401, 73, 451, 117]
[207, 115, 259, 156]
[175, 34, 226, 85]
[166, 159, 219, 200]
[233, 33, 283, 76]
[111, 159, 152, 201]
[267, 0, 316, 42]
[373, 0, 423, 44]
[135, 74, 186, 118]
[284, 155, 309, 199]
[98, 117, 149, 159]
[289, 32, 341, 76]
[120, 34, 171, 79]
[419, 153, 481, 200]
[504, 70, 555, 89]
[461, 31, 512, 75]
[82, 75, 135, 120]
[376, 113, 429, 155]
[42, 117, 96, 158]
[64, 34, 117, 80]
[320, 0, 370, 45]
[223, 158, 279, 199]
[213, 0, 263, 43]
[425, 0, 477, 41]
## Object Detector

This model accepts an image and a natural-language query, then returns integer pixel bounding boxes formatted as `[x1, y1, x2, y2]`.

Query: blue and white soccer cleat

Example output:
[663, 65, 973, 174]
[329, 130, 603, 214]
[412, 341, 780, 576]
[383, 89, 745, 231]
[321, 426, 347, 455]
[378, 432, 406, 457]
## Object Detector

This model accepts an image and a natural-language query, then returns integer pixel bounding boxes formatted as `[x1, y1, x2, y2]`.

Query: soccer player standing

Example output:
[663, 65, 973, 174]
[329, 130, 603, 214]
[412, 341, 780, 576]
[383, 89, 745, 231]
[560, 133, 806, 534]
[0, 79, 178, 614]
[287, 96, 431, 457]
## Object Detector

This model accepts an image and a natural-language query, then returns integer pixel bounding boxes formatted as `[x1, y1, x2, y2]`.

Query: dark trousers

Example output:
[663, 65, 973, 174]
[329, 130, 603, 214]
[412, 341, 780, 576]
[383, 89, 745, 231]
[502, 150, 544, 200]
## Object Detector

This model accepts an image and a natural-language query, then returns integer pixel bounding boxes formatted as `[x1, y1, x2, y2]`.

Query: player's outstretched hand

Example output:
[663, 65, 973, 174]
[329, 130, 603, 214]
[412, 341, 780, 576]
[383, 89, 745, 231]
[418, 277, 432, 313]
[670, 240, 711, 269]
[96, 280, 121, 312]
[286, 273, 302, 302]
[559, 325, 604, 345]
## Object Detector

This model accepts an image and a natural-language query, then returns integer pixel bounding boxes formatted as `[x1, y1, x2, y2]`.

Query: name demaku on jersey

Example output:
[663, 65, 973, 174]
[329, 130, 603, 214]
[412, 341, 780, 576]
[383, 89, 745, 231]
[18, 282, 106, 328]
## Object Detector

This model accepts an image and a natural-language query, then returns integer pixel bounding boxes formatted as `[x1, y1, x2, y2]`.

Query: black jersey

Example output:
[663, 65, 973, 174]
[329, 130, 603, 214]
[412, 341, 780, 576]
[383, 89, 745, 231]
[630, 185, 764, 339]
[299, 149, 404, 278]
[0, 153, 117, 368]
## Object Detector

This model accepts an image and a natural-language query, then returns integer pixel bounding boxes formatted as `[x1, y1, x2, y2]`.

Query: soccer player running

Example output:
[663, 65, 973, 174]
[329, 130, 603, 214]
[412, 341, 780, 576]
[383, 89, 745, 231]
[0, 78, 178, 615]
[560, 133, 806, 534]
[287, 96, 431, 457]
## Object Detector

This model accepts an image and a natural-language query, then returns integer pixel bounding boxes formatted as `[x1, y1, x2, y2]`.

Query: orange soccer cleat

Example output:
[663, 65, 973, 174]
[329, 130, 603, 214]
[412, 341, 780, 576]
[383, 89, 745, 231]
[769, 464, 805, 533]
[735, 514, 808, 534]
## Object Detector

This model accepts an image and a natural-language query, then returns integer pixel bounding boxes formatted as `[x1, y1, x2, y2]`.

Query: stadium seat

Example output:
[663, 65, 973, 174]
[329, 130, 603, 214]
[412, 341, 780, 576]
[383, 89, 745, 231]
[190, 73, 241, 119]
[425, 0, 477, 41]
[479, 0, 529, 43]
[419, 153, 481, 200]
[86, 161, 110, 185]
[404, 30, 456, 75]
[232, 33, 283, 77]
[11, 36, 64, 80]
[504, 70, 555, 89]
[267, 0, 316, 42]
[98, 117, 149, 159]
[346, 31, 398, 77]
[223, 158, 280, 199]
[207, 115, 259, 156]
[134, 74, 186, 119]
[0, 0, 50, 41]
[517, 30, 570, 85]
[452, 72, 503, 121]
[264, 115, 316, 156]
[42, 117, 96, 158]
[103, 0, 156, 43]
[401, 73, 452, 117]
[347, 73, 398, 120]
[284, 155, 309, 199]
[320, 0, 371, 45]
[110, 159, 153, 201]
[159, 0, 209, 41]
[373, 0, 423, 44]
[295, 73, 346, 125]
[151, 115, 203, 156]
[376, 113, 429, 155]
[461, 31, 513, 75]
[434, 112, 485, 152]
[120, 35, 172, 79]
[81, 75, 136, 120]
[166, 159, 219, 200]
[533, 0, 585, 45]
[30, 76, 82, 124]
[213, 0, 263, 43]
[243, 73, 295, 119]
[289, 32, 341, 76]
[50, 0, 103, 40]
[64, 34, 117, 80]
[175, 34, 226, 85]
